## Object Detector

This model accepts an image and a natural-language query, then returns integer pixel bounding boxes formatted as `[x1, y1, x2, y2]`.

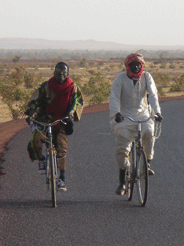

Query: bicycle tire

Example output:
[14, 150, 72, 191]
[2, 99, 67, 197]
[50, 149, 57, 207]
[126, 142, 136, 201]
[46, 149, 50, 190]
[136, 149, 148, 207]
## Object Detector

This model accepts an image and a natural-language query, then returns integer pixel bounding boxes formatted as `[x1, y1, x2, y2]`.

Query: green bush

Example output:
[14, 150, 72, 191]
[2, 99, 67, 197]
[0, 65, 43, 119]
[157, 85, 165, 96]
[0, 66, 4, 74]
[79, 58, 87, 67]
[152, 72, 170, 87]
[12, 55, 21, 63]
[70, 75, 81, 86]
[170, 83, 183, 92]
[24, 72, 35, 88]
[89, 81, 110, 105]
[81, 72, 110, 105]
[169, 73, 184, 92]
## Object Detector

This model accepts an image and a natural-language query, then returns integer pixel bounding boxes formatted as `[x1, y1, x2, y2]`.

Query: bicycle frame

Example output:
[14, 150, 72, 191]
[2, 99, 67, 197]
[124, 115, 161, 206]
[45, 126, 58, 189]
[30, 116, 69, 207]
[124, 114, 161, 151]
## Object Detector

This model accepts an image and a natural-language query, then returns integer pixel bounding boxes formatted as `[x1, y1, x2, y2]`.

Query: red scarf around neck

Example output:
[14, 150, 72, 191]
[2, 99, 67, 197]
[46, 76, 74, 130]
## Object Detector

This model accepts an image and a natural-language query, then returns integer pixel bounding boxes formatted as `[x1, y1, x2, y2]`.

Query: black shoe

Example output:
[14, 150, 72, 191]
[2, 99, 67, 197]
[38, 160, 46, 175]
[115, 184, 126, 196]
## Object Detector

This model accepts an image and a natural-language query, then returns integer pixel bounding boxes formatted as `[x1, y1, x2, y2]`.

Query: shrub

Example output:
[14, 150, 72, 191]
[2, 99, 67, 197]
[169, 74, 184, 92]
[70, 75, 81, 86]
[149, 63, 155, 68]
[170, 83, 183, 92]
[0, 65, 44, 119]
[157, 85, 165, 96]
[152, 72, 170, 87]
[12, 55, 21, 63]
[24, 72, 35, 88]
[79, 58, 87, 67]
[0, 66, 4, 74]
[81, 72, 110, 105]
[88, 70, 96, 75]
[89, 81, 110, 105]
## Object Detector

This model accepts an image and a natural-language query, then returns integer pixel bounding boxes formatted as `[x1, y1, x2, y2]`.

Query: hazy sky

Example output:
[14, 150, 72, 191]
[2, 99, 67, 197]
[1, 0, 184, 46]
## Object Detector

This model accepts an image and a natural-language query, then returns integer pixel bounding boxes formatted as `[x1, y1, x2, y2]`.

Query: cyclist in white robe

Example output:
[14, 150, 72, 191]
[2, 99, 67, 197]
[109, 53, 163, 195]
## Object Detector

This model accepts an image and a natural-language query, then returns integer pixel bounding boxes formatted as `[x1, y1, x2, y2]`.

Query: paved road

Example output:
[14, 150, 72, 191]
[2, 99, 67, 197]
[1, 99, 184, 246]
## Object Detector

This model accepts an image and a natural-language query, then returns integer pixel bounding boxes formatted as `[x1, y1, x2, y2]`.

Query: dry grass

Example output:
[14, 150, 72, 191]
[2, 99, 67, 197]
[0, 58, 184, 123]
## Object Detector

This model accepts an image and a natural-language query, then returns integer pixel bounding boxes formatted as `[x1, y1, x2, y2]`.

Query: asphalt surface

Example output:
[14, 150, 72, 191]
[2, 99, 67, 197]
[1, 99, 184, 246]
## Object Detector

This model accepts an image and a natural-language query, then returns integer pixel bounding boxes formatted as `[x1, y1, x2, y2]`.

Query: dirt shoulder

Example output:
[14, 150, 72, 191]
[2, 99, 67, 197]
[0, 95, 184, 158]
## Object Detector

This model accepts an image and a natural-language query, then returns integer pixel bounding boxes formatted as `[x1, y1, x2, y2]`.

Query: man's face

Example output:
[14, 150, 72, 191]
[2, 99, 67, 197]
[129, 61, 142, 74]
[54, 66, 68, 83]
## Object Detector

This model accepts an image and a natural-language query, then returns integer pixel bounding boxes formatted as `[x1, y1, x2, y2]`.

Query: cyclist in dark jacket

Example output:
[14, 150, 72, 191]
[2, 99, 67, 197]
[25, 62, 83, 191]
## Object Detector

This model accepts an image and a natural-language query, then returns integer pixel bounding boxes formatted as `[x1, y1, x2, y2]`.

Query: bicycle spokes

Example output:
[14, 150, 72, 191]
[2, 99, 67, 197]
[136, 151, 148, 207]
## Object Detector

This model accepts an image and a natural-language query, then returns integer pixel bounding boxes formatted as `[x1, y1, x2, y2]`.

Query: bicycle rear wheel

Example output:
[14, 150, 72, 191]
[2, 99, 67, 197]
[126, 142, 136, 201]
[136, 150, 148, 207]
[50, 149, 57, 207]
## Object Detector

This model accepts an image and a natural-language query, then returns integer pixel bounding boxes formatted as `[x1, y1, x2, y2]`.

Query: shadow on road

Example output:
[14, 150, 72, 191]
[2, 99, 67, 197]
[1, 198, 143, 209]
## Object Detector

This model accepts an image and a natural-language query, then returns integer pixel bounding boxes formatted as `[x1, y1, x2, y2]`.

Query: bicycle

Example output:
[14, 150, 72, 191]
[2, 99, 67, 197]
[123, 115, 161, 206]
[30, 116, 69, 208]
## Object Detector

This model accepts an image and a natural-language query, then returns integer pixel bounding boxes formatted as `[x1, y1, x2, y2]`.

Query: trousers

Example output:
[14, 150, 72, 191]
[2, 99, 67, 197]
[27, 125, 68, 170]
[115, 120, 155, 170]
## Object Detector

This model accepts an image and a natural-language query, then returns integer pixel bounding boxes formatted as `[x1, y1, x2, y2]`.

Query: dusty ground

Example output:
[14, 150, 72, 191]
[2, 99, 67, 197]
[1, 95, 184, 174]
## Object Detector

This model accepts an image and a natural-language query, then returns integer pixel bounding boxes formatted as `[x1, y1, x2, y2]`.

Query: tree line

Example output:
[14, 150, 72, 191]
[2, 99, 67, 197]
[1, 49, 184, 60]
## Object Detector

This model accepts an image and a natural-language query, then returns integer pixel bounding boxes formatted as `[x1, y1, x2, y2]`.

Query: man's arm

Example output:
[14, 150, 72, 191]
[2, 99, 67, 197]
[67, 84, 83, 121]
[146, 72, 161, 115]
[25, 82, 46, 117]
[109, 74, 122, 118]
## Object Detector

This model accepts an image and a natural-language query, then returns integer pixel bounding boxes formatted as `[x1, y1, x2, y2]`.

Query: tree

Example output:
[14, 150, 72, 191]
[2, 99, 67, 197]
[12, 55, 21, 63]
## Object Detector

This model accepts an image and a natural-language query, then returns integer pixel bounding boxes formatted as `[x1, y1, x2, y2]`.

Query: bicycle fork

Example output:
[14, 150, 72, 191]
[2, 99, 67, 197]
[46, 126, 58, 187]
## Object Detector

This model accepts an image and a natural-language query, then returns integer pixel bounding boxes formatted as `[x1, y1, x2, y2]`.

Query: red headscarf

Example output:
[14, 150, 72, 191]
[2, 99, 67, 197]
[46, 76, 74, 131]
[124, 53, 145, 79]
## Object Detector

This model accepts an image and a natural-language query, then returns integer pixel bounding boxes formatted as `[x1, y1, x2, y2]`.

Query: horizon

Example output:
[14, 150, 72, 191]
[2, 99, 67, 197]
[1, 38, 184, 51]
[1, 37, 184, 47]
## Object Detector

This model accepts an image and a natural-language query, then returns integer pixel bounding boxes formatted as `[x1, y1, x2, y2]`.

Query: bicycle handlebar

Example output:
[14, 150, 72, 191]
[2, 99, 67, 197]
[123, 115, 161, 139]
[30, 116, 69, 127]
[122, 115, 158, 123]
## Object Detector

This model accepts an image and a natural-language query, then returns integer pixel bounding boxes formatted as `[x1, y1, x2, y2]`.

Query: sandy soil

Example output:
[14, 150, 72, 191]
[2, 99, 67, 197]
[0, 95, 184, 171]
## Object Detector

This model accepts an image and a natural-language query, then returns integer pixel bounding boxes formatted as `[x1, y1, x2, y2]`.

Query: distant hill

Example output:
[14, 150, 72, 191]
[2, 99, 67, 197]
[1, 38, 184, 50]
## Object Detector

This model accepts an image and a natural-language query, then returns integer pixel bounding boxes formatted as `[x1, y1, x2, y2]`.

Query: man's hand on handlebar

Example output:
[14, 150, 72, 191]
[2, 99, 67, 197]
[68, 110, 75, 120]
[155, 113, 163, 122]
[26, 117, 31, 125]
[115, 112, 124, 123]
[25, 109, 35, 125]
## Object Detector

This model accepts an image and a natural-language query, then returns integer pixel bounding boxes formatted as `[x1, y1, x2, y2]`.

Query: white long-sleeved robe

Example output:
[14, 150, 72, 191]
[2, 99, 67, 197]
[109, 71, 161, 169]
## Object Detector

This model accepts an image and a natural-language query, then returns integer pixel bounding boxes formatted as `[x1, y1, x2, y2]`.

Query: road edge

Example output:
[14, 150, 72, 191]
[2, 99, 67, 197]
[0, 95, 184, 161]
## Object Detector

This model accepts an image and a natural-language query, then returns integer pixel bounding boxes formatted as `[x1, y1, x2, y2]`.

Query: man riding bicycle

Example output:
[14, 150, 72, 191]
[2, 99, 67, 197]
[109, 53, 163, 196]
[25, 62, 83, 192]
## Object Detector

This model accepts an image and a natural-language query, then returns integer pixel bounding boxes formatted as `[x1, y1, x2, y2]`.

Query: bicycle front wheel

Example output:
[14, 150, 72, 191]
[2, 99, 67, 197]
[126, 142, 136, 201]
[50, 149, 57, 207]
[136, 150, 148, 207]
